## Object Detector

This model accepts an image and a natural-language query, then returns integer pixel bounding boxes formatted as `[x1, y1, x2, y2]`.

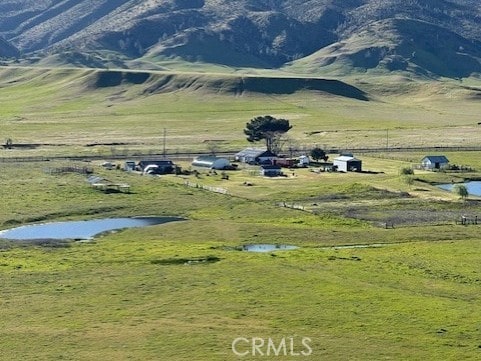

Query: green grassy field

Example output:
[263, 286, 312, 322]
[1, 66, 481, 360]
[1, 66, 480, 157]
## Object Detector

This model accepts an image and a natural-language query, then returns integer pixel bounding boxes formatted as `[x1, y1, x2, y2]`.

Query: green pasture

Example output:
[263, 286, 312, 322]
[2, 156, 481, 360]
[1, 67, 481, 158]
[3, 234, 481, 360]
[1, 67, 481, 360]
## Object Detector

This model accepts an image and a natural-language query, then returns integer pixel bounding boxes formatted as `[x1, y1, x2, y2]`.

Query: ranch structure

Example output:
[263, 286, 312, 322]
[421, 155, 450, 170]
[260, 164, 283, 177]
[192, 155, 232, 169]
[138, 159, 176, 174]
[333, 155, 363, 172]
[235, 148, 278, 164]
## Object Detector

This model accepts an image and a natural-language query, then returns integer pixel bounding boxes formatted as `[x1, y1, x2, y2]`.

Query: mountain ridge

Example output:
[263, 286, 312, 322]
[1, 0, 480, 79]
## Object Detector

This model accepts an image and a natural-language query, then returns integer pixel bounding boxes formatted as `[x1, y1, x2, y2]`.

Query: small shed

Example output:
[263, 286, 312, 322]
[235, 148, 277, 164]
[260, 165, 282, 177]
[192, 155, 231, 170]
[421, 155, 449, 170]
[333, 155, 362, 172]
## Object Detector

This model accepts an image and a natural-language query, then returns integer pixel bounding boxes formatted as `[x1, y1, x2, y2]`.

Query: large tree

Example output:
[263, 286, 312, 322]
[244, 115, 292, 153]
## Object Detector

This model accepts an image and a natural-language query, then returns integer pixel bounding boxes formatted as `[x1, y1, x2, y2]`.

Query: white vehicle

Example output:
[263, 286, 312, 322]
[298, 155, 310, 167]
[143, 164, 159, 175]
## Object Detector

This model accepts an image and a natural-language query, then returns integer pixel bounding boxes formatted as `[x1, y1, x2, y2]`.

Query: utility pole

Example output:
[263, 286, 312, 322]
[163, 128, 167, 158]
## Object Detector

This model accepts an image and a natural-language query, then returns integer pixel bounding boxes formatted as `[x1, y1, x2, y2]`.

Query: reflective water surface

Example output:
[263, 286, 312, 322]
[437, 181, 481, 196]
[0, 217, 183, 241]
[242, 244, 298, 253]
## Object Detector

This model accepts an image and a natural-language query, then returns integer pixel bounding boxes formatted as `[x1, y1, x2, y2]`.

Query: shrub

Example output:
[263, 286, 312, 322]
[453, 184, 468, 200]
[310, 147, 328, 162]
[400, 166, 414, 175]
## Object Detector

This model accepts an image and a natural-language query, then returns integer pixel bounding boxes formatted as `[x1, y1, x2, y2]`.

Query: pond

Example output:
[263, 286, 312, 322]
[241, 244, 299, 253]
[437, 181, 481, 196]
[0, 216, 183, 241]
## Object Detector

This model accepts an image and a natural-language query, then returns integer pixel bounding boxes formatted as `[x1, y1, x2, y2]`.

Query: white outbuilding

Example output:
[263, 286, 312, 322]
[333, 155, 362, 172]
[192, 155, 231, 170]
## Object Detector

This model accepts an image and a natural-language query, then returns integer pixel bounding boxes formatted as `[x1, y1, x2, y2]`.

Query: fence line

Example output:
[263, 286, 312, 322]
[333, 146, 481, 153]
[45, 166, 94, 175]
[3, 145, 481, 164]
[278, 202, 306, 211]
[183, 181, 228, 195]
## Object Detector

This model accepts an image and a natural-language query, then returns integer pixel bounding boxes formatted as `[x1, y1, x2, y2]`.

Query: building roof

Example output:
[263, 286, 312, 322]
[139, 159, 173, 165]
[236, 148, 277, 158]
[194, 155, 228, 162]
[236, 148, 265, 157]
[257, 150, 278, 158]
[334, 155, 361, 162]
[422, 155, 449, 163]
[192, 156, 230, 167]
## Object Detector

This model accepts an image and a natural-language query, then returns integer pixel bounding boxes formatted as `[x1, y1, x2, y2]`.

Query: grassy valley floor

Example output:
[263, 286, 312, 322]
[1, 158, 481, 360]
[1, 67, 481, 360]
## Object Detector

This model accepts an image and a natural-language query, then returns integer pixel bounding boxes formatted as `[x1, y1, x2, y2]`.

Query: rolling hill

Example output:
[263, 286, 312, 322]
[1, 0, 480, 78]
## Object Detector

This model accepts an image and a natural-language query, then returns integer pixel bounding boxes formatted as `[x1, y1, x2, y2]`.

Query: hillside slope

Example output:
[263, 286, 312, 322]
[0, 37, 19, 58]
[1, 0, 480, 78]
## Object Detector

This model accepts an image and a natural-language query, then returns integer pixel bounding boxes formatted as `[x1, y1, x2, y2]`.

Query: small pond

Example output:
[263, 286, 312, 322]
[437, 181, 481, 196]
[323, 243, 387, 250]
[242, 244, 298, 253]
[0, 216, 183, 241]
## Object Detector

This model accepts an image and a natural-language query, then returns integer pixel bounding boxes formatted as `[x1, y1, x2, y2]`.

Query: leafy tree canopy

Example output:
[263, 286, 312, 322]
[244, 115, 292, 152]
[310, 147, 328, 161]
